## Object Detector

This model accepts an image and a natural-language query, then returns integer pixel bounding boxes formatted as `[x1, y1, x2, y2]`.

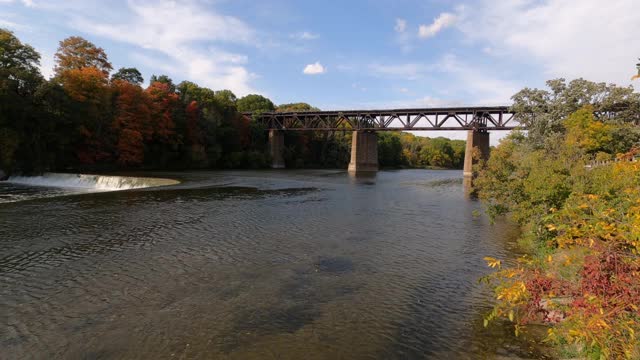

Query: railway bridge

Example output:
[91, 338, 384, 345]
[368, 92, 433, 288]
[244, 106, 518, 177]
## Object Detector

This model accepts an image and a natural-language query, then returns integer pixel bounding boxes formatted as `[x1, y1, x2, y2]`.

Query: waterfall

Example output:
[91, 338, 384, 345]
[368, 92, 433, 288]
[5, 173, 179, 191]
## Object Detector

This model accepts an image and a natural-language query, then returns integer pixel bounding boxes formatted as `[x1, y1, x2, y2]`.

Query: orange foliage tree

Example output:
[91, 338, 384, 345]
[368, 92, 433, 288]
[146, 81, 178, 144]
[58, 67, 109, 104]
[112, 80, 153, 166]
[54, 36, 112, 77]
[57, 67, 112, 165]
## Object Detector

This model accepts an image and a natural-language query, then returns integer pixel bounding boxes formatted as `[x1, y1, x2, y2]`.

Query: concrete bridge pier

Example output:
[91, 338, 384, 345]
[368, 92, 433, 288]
[348, 131, 378, 174]
[463, 130, 490, 178]
[268, 129, 285, 169]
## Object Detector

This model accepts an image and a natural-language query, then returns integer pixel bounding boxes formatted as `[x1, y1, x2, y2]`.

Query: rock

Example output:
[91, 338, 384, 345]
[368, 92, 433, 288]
[0, 169, 7, 181]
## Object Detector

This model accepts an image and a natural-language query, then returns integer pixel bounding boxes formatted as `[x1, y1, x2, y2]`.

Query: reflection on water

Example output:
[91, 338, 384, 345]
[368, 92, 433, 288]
[0, 170, 548, 359]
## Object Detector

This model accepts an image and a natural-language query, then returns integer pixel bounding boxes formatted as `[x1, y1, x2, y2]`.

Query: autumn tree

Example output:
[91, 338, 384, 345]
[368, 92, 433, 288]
[563, 106, 612, 155]
[149, 74, 175, 92]
[111, 67, 143, 85]
[54, 36, 112, 77]
[111, 80, 153, 166]
[146, 81, 178, 143]
[53, 36, 114, 165]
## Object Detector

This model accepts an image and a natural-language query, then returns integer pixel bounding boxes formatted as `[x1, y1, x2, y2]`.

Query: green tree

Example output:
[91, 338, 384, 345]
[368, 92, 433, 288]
[276, 102, 320, 112]
[419, 137, 454, 167]
[378, 132, 403, 167]
[236, 94, 275, 113]
[111, 67, 143, 85]
[511, 78, 640, 147]
[0, 28, 44, 172]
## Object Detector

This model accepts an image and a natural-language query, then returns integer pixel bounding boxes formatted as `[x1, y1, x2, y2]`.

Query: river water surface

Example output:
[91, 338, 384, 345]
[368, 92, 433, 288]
[1, 170, 546, 359]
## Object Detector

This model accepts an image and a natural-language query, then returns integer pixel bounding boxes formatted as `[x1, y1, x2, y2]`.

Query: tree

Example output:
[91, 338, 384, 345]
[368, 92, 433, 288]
[112, 80, 153, 166]
[378, 132, 403, 167]
[0, 28, 41, 83]
[59, 66, 112, 165]
[563, 106, 612, 155]
[111, 67, 143, 85]
[0, 29, 43, 172]
[419, 137, 455, 167]
[236, 94, 275, 113]
[214, 89, 237, 107]
[116, 128, 144, 166]
[511, 78, 640, 147]
[59, 67, 110, 103]
[276, 102, 320, 112]
[146, 81, 178, 142]
[149, 74, 175, 92]
[54, 36, 112, 77]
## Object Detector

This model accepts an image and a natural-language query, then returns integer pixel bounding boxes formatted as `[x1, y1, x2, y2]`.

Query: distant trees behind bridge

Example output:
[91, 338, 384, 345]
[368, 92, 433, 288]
[0, 30, 468, 174]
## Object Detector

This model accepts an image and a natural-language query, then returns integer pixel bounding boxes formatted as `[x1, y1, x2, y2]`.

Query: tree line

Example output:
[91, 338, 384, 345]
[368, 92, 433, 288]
[477, 78, 640, 359]
[0, 29, 466, 175]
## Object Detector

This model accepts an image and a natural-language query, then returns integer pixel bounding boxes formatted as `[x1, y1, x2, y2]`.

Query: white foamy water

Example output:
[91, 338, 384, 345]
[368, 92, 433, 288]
[6, 173, 179, 191]
[1, 173, 179, 203]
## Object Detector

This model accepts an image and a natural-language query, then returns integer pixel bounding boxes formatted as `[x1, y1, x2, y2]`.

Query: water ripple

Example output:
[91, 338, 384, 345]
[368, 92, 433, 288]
[0, 170, 545, 359]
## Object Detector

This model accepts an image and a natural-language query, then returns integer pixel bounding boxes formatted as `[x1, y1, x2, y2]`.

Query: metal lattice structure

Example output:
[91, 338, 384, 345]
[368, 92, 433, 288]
[244, 106, 518, 131]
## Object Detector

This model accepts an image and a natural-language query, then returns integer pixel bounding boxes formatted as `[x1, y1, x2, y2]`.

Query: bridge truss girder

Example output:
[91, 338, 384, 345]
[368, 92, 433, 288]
[245, 107, 518, 131]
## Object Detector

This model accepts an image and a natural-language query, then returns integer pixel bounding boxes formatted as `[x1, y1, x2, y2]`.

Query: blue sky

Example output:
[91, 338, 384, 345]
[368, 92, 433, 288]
[1, 0, 639, 142]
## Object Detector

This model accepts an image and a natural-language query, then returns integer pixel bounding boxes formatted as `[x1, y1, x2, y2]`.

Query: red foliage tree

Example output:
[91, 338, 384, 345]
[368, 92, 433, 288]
[146, 81, 178, 143]
[112, 80, 153, 165]
[116, 129, 144, 166]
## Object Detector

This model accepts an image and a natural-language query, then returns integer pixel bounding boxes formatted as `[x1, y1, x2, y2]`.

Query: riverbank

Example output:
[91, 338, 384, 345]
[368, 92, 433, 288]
[476, 103, 640, 359]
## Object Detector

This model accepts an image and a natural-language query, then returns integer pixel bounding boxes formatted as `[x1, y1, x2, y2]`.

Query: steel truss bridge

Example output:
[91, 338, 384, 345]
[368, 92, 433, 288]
[244, 106, 518, 132]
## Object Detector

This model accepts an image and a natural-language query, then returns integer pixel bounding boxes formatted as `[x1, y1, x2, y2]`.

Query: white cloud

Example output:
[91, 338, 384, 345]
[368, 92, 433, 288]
[369, 54, 518, 104]
[436, 54, 519, 105]
[290, 31, 319, 40]
[70, 0, 257, 95]
[0, 0, 34, 5]
[418, 12, 456, 39]
[394, 18, 414, 52]
[394, 18, 407, 33]
[303, 61, 325, 75]
[0, 18, 20, 28]
[455, 0, 640, 86]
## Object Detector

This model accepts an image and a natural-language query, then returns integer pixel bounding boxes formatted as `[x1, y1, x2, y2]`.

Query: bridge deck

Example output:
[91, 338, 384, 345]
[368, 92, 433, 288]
[244, 106, 518, 131]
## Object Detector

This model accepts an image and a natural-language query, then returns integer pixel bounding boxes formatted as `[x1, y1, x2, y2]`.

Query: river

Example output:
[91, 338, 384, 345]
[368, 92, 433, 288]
[0, 170, 548, 359]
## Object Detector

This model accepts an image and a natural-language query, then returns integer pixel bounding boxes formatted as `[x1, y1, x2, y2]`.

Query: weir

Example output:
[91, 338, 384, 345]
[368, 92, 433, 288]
[4, 173, 179, 190]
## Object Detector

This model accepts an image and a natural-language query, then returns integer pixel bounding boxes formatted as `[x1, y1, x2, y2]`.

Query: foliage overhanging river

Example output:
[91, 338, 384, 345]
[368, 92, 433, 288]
[0, 170, 549, 359]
